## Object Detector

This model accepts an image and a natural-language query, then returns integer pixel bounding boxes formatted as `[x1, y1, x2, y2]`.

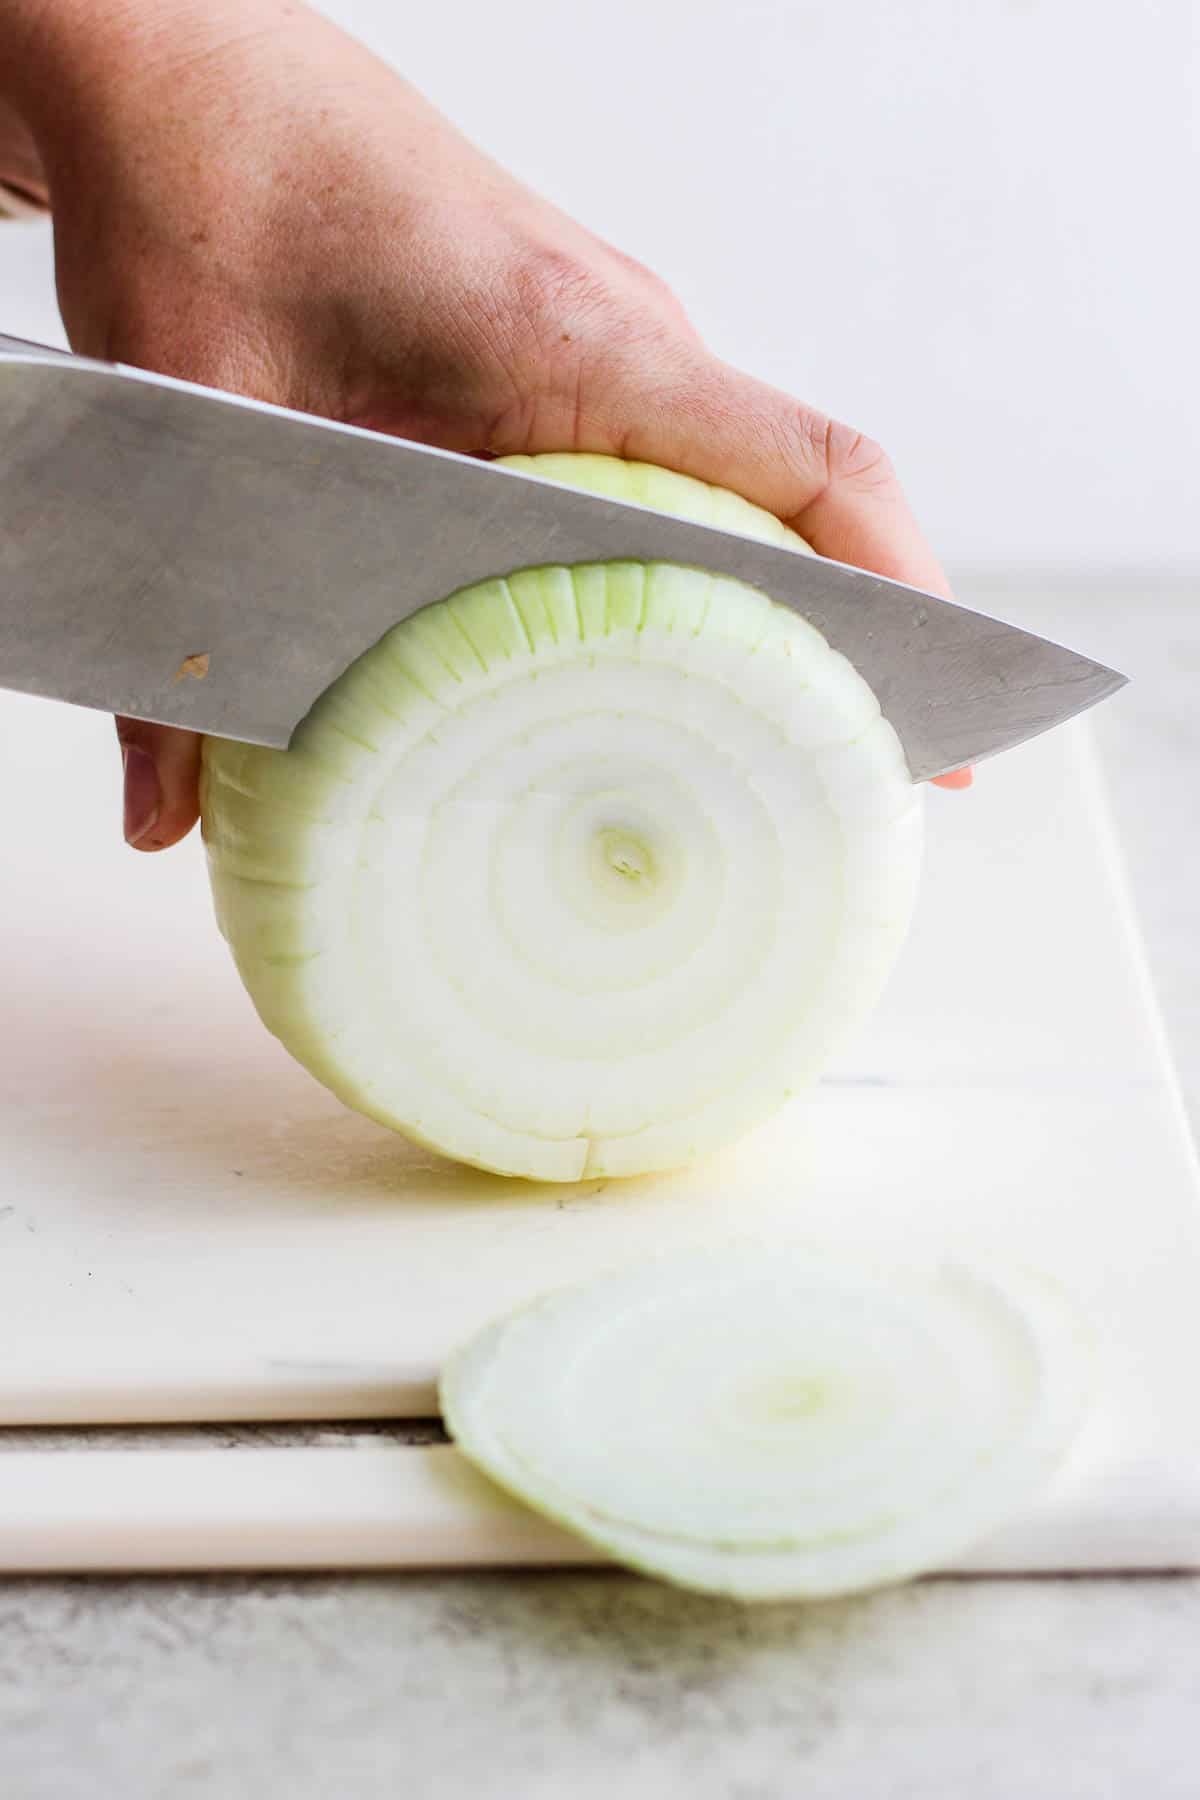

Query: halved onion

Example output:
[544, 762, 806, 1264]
[440, 1242, 1091, 1600]
[201, 455, 922, 1180]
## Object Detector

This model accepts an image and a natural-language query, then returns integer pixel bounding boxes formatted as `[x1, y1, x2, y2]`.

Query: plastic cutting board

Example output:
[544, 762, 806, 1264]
[0, 693, 1197, 1574]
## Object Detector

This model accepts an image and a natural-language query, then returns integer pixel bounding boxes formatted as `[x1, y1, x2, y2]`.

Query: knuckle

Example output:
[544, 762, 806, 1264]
[769, 406, 903, 531]
[820, 417, 896, 492]
[507, 237, 693, 354]
[606, 247, 689, 318]
[775, 407, 897, 493]
[508, 241, 619, 340]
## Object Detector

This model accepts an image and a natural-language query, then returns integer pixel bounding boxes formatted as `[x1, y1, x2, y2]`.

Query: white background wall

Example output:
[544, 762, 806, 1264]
[1, 0, 1195, 573]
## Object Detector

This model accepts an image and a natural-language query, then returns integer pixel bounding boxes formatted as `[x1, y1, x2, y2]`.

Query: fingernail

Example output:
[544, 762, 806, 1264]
[122, 743, 161, 845]
[932, 766, 974, 791]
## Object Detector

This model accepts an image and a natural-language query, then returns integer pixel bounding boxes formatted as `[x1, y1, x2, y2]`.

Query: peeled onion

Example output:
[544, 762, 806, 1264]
[202, 455, 921, 1180]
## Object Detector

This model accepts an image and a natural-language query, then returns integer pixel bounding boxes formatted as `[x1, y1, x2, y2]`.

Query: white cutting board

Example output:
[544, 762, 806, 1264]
[1, 691, 1198, 1573]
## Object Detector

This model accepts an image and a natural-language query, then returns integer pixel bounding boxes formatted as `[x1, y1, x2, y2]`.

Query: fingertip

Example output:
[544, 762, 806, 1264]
[117, 718, 203, 850]
[127, 808, 201, 852]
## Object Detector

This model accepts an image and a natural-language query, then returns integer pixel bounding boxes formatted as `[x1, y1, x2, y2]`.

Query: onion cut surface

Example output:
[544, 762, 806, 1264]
[201, 454, 922, 1181]
[440, 1243, 1091, 1600]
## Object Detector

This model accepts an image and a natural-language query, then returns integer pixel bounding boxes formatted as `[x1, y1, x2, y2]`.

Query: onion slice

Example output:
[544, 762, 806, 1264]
[202, 455, 922, 1180]
[440, 1242, 1091, 1600]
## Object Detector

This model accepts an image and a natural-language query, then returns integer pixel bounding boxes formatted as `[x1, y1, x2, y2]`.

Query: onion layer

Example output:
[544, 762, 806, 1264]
[441, 1242, 1091, 1599]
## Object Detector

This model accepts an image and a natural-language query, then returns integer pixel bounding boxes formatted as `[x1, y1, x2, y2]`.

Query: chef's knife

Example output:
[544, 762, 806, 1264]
[0, 335, 1125, 780]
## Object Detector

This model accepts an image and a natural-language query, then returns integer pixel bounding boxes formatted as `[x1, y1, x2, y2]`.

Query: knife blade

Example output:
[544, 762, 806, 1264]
[0, 337, 1125, 780]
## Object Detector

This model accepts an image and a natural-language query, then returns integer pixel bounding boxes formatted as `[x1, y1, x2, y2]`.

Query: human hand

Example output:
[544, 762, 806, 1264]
[4, 0, 969, 849]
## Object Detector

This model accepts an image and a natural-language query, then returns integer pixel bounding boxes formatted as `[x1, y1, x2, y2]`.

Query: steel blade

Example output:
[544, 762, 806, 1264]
[0, 347, 1126, 778]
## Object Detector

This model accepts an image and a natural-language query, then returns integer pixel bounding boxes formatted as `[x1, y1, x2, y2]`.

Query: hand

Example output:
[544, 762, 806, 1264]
[5, 0, 970, 849]
[0, 91, 46, 210]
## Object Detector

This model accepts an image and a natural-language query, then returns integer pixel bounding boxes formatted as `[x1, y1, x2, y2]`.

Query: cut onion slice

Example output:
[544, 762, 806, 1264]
[202, 455, 922, 1180]
[441, 1243, 1091, 1600]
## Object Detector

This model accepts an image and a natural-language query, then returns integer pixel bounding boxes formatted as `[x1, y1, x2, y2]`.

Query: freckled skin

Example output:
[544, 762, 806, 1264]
[0, 0, 968, 850]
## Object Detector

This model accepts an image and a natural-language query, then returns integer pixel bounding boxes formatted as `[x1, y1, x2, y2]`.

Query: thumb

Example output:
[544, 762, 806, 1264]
[116, 717, 202, 851]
